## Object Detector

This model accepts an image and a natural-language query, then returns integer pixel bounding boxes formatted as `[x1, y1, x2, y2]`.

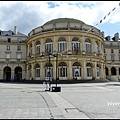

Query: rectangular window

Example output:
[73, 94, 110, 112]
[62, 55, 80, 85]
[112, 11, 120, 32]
[45, 43, 53, 53]
[18, 38, 22, 43]
[58, 42, 67, 52]
[87, 68, 92, 77]
[111, 49, 114, 53]
[6, 54, 10, 59]
[36, 68, 40, 77]
[17, 46, 21, 50]
[110, 43, 112, 46]
[6, 46, 10, 50]
[8, 38, 11, 42]
[104, 56, 106, 59]
[104, 49, 106, 53]
[86, 44, 91, 52]
[96, 68, 100, 77]
[111, 56, 114, 61]
[17, 54, 21, 59]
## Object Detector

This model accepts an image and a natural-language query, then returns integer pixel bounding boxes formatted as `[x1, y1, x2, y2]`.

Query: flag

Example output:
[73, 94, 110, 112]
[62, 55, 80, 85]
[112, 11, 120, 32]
[95, 23, 98, 26]
[112, 7, 116, 11]
[100, 19, 102, 23]
[108, 12, 110, 15]
[103, 16, 106, 20]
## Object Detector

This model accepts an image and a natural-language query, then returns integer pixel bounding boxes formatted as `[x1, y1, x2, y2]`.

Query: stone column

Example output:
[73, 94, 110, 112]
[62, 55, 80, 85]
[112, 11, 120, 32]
[100, 63, 103, 79]
[82, 37, 85, 51]
[53, 60, 56, 80]
[82, 60, 86, 79]
[116, 67, 119, 75]
[22, 69, 26, 79]
[91, 41, 94, 53]
[11, 70, 14, 80]
[32, 41, 35, 57]
[40, 61, 45, 80]
[68, 60, 72, 80]
[68, 35, 71, 51]
[93, 62, 97, 78]
[26, 64, 29, 80]
[31, 63, 35, 79]
[108, 67, 111, 76]
[53, 36, 57, 51]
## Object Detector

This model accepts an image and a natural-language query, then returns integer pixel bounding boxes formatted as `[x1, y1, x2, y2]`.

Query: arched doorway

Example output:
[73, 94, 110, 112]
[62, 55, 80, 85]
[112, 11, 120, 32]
[4, 66, 11, 81]
[105, 67, 108, 75]
[111, 67, 116, 75]
[14, 66, 22, 81]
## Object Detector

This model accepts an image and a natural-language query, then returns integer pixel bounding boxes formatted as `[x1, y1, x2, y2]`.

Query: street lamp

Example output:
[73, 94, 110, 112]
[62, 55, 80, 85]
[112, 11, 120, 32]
[52, 51, 61, 92]
[53, 51, 58, 87]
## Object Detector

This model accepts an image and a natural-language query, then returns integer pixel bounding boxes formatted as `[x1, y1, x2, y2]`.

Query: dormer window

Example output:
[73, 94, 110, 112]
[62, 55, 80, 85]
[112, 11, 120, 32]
[8, 38, 11, 42]
[18, 38, 22, 43]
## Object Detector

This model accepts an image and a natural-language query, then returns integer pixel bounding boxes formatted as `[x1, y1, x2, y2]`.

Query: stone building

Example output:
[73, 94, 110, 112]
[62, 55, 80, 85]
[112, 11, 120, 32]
[0, 26, 27, 81]
[26, 18, 106, 81]
[104, 33, 120, 81]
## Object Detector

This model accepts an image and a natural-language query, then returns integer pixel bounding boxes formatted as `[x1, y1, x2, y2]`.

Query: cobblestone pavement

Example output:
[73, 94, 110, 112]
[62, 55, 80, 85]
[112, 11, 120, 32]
[0, 81, 120, 119]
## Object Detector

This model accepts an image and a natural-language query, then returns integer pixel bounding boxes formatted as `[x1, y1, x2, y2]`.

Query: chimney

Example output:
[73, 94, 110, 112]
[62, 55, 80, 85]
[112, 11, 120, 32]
[14, 26, 18, 35]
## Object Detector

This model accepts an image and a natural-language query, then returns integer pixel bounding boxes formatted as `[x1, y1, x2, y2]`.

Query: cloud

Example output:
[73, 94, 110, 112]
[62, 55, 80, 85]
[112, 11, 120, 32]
[0, 1, 120, 35]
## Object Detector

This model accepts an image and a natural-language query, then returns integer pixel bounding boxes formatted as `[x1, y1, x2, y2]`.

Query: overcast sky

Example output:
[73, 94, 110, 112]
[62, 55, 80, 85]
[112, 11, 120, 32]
[0, 1, 120, 37]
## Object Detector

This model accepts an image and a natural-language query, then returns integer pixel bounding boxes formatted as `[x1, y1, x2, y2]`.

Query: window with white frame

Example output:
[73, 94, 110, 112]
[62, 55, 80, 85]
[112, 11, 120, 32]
[58, 62, 67, 77]
[17, 46, 21, 50]
[85, 39, 91, 52]
[6, 46, 10, 50]
[35, 64, 40, 77]
[6, 53, 10, 59]
[72, 38, 80, 52]
[58, 38, 67, 52]
[36, 41, 40, 54]
[72, 62, 81, 77]
[96, 67, 100, 77]
[45, 39, 53, 53]
[17, 54, 21, 59]
[111, 56, 114, 61]
[86, 63, 92, 77]
[18, 38, 22, 43]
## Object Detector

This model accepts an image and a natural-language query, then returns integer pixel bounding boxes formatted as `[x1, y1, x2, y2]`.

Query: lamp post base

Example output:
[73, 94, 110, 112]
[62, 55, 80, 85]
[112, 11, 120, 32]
[52, 86, 61, 92]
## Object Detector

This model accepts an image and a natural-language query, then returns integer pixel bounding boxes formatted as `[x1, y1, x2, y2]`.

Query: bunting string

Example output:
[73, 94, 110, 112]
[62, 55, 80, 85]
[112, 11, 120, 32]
[55, 2, 120, 57]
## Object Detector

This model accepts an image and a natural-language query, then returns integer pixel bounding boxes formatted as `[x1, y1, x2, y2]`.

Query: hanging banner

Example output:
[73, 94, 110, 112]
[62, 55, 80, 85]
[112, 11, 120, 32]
[74, 69, 80, 77]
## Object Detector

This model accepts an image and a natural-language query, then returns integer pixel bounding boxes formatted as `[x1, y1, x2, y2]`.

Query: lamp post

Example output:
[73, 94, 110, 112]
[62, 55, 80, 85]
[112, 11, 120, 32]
[53, 51, 58, 87]
[48, 52, 51, 91]
[52, 51, 61, 92]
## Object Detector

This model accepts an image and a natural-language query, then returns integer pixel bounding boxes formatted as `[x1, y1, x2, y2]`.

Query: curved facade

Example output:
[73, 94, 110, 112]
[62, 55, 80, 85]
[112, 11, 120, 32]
[26, 18, 106, 81]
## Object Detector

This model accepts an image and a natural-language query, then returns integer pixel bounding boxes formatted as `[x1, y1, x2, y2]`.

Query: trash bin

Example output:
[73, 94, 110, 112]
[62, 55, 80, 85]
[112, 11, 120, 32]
[52, 86, 61, 92]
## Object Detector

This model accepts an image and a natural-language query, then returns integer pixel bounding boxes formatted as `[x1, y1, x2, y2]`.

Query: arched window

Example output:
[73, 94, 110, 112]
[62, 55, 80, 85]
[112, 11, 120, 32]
[58, 62, 67, 77]
[95, 41, 99, 53]
[36, 41, 40, 54]
[85, 39, 91, 52]
[72, 62, 81, 77]
[35, 64, 40, 77]
[86, 63, 92, 77]
[45, 39, 53, 53]
[58, 38, 67, 52]
[72, 38, 80, 52]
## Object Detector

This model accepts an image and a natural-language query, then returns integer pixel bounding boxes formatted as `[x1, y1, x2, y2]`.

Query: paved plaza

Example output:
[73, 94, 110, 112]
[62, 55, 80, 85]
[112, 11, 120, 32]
[0, 81, 120, 119]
